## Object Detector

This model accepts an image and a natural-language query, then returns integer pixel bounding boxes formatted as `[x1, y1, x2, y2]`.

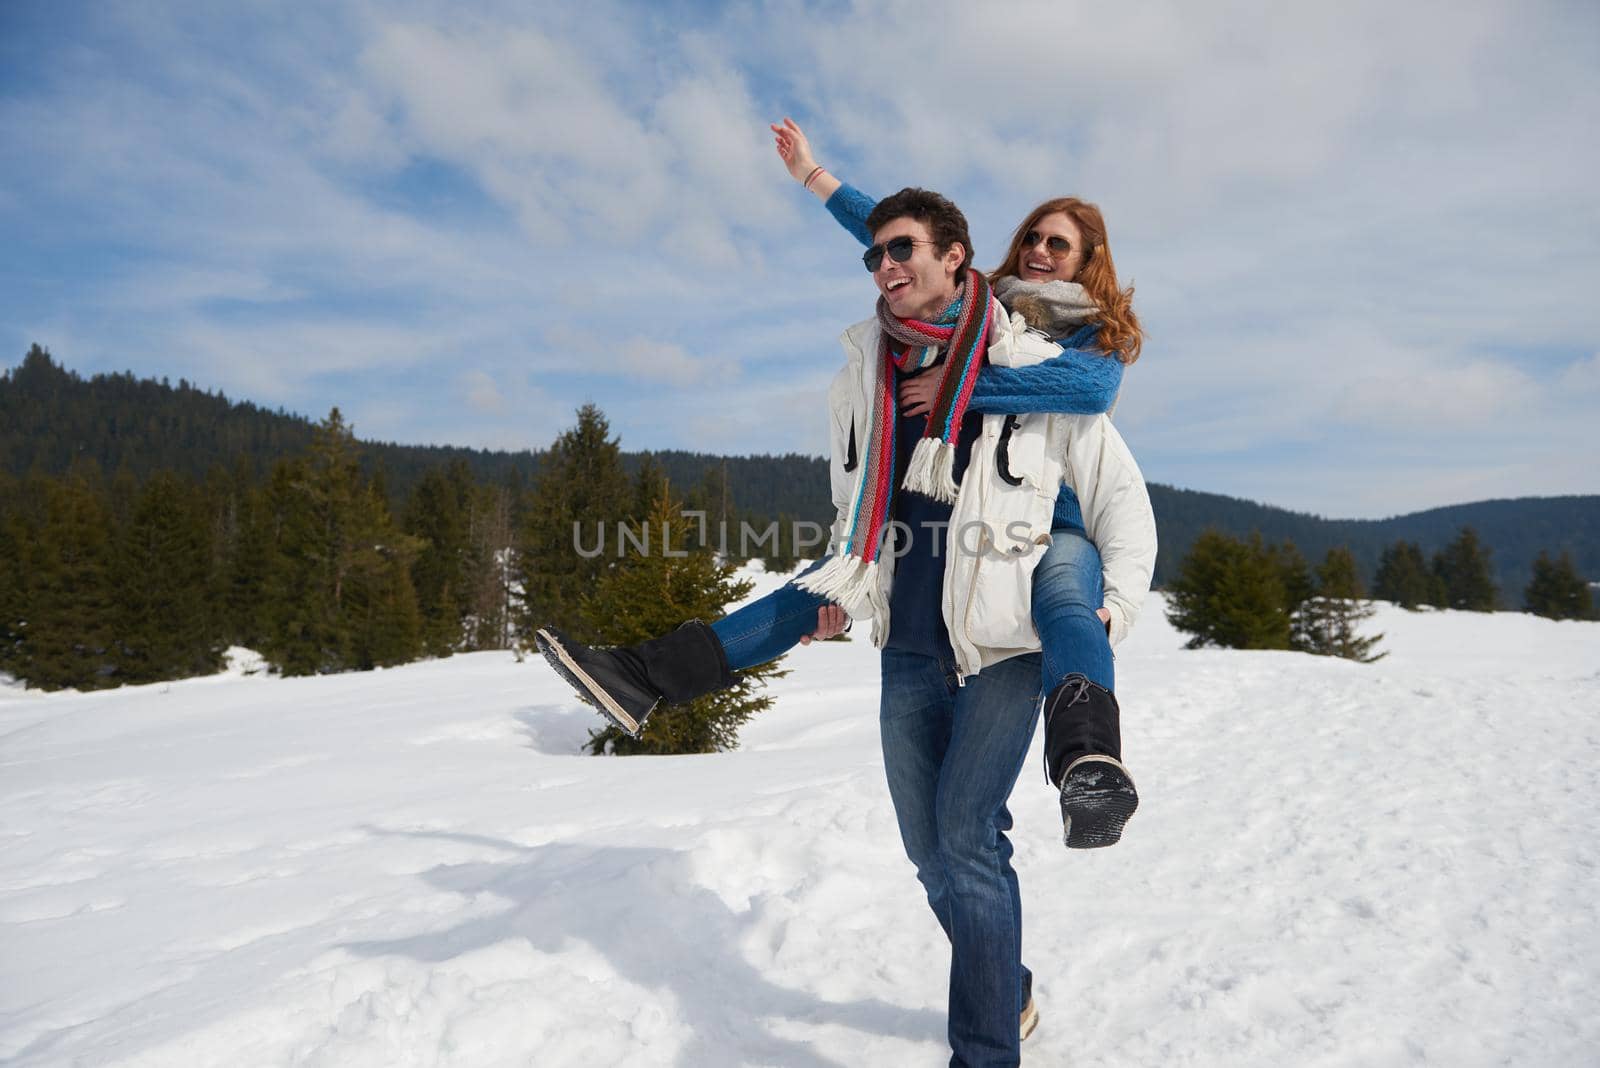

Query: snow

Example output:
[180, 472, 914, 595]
[3, 583, 1597, 1067]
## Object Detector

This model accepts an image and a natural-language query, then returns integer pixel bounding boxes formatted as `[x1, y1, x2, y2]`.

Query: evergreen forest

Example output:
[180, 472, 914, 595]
[3, 346, 1596, 701]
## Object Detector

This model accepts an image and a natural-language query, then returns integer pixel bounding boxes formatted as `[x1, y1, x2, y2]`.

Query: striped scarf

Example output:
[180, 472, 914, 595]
[799, 268, 995, 618]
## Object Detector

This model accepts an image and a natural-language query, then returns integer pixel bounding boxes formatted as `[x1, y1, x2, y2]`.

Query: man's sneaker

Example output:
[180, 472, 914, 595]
[1059, 754, 1139, 849]
[534, 627, 659, 737]
[1017, 972, 1043, 1036]
[1043, 674, 1139, 849]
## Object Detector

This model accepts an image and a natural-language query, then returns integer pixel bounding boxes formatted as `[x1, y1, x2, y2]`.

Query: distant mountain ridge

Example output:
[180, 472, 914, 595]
[6, 346, 1596, 602]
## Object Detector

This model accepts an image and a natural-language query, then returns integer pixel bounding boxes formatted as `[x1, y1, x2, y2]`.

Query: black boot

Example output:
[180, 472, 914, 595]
[534, 621, 734, 739]
[1042, 674, 1138, 849]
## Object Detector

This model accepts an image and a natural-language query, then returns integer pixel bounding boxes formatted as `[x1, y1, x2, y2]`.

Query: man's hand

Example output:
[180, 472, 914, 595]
[799, 603, 847, 645]
[898, 372, 939, 417]
[770, 117, 817, 184]
[1097, 607, 1111, 632]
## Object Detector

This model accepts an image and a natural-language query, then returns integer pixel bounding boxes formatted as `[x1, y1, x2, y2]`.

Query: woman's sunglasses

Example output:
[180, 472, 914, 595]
[862, 235, 929, 272]
[1022, 230, 1074, 258]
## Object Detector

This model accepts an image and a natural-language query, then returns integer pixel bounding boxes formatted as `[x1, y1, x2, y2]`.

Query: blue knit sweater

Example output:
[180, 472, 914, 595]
[826, 181, 1122, 531]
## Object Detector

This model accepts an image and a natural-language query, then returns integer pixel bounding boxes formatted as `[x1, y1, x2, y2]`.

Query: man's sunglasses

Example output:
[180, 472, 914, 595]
[1022, 230, 1074, 258]
[862, 235, 930, 272]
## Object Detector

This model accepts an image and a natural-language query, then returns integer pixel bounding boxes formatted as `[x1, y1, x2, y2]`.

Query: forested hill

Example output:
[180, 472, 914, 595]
[0, 346, 827, 526]
[5, 346, 1595, 599]
[1147, 486, 1599, 605]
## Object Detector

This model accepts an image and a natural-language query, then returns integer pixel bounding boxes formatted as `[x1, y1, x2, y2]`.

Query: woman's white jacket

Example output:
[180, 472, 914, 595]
[823, 305, 1158, 680]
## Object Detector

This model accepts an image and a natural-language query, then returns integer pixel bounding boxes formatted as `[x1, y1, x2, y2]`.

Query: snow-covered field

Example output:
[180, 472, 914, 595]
[3, 575, 1597, 1067]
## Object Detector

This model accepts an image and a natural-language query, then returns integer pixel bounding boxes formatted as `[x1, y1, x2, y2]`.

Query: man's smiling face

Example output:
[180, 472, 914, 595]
[870, 216, 964, 321]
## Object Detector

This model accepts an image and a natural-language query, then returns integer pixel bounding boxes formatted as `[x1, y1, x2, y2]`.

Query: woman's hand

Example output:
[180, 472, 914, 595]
[770, 117, 817, 184]
[799, 603, 847, 644]
[898, 372, 940, 417]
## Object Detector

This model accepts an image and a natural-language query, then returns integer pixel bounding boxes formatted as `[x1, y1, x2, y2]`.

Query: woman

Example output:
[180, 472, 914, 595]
[537, 124, 1153, 852]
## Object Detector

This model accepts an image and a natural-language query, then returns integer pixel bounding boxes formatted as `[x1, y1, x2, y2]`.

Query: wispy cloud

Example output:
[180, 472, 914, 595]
[1, 0, 1596, 516]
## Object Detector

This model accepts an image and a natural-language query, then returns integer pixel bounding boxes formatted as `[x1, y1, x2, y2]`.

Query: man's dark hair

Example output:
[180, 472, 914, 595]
[865, 187, 973, 275]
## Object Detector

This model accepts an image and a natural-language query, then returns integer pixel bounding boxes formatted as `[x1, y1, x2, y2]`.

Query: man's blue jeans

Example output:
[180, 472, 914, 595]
[715, 530, 1114, 694]
[879, 647, 1042, 1068]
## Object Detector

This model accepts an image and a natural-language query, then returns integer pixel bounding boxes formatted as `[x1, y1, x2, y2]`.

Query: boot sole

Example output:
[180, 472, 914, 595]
[534, 628, 653, 739]
[1060, 755, 1138, 849]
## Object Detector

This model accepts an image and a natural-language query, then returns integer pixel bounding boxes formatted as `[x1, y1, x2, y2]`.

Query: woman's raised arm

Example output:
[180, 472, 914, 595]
[771, 117, 876, 248]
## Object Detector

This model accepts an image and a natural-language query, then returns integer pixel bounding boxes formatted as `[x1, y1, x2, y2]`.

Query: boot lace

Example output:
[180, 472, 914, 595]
[1042, 674, 1094, 783]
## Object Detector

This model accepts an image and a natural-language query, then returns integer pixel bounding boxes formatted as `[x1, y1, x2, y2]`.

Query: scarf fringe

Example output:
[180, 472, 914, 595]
[796, 553, 882, 618]
[902, 438, 960, 503]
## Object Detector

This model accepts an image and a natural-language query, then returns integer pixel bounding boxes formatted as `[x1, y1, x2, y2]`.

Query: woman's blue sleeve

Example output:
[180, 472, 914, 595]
[968, 347, 1125, 415]
[824, 183, 877, 248]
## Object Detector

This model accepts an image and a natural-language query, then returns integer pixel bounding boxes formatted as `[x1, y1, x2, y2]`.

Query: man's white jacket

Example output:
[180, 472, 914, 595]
[823, 307, 1158, 680]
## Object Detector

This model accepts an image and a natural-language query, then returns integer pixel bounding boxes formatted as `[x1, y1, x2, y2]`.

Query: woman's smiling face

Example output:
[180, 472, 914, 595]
[1015, 211, 1085, 284]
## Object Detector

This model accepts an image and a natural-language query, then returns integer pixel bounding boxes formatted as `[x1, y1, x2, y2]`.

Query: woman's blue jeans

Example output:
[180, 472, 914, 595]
[879, 647, 1042, 1068]
[712, 528, 1114, 696]
[1031, 526, 1115, 694]
[710, 558, 832, 670]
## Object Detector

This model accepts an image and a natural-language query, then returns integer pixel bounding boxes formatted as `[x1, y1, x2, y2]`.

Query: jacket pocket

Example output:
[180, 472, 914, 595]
[961, 532, 1045, 651]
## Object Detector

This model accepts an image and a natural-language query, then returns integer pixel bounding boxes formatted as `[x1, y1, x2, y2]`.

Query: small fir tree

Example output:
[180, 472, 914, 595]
[1523, 551, 1592, 620]
[1165, 530, 1292, 650]
[1431, 527, 1498, 611]
[1373, 540, 1443, 609]
[1271, 540, 1316, 651]
[1295, 546, 1386, 662]
[581, 491, 783, 755]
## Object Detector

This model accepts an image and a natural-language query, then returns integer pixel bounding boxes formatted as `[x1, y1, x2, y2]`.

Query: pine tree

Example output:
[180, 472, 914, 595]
[1373, 540, 1443, 609]
[464, 483, 516, 650]
[581, 491, 782, 755]
[1431, 527, 1498, 611]
[12, 475, 119, 688]
[759, 512, 803, 576]
[344, 485, 427, 670]
[256, 409, 424, 674]
[1165, 530, 1292, 650]
[113, 471, 223, 682]
[0, 473, 28, 679]
[515, 404, 632, 644]
[631, 454, 667, 522]
[404, 461, 475, 655]
[259, 455, 348, 674]
[1295, 546, 1385, 662]
[1523, 551, 1593, 620]
[1270, 540, 1315, 650]
[688, 460, 735, 555]
[218, 473, 274, 650]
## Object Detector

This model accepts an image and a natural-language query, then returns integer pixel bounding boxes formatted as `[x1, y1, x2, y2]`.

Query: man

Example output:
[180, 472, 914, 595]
[799, 189, 1044, 1067]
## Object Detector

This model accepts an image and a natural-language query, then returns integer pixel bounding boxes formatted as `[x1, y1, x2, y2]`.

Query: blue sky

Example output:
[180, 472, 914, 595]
[2, 0, 1597, 518]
